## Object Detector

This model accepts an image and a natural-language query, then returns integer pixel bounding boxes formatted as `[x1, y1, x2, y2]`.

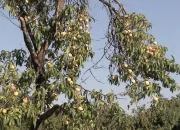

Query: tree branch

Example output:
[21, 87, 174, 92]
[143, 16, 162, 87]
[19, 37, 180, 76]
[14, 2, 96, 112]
[37, 40, 49, 72]
[99, 0, 126, 14]
[99, 0, 116, 12]
[39, 39, 49, 56]
[75, 84, 126, 101]
[19, 16, 38, 64]
[0, 10, 20, 28]
[24, 16, 38, 52]
[31, 105, 59, 130]
[55, 0, 64, 18]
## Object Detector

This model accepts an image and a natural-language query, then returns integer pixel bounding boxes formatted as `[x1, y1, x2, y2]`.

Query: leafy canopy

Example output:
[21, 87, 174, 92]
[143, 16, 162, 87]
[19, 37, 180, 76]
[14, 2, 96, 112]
[0, 0, 180, 130]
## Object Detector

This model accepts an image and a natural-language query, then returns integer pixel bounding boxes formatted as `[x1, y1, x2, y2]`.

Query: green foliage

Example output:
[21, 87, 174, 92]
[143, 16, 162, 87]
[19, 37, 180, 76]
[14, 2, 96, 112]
[128, 96, 180, 130]
[0, 0, 179, 130]
[107, 12, 180, 102]
[42, 101, 125, 130]
[42, 95, 180, 130]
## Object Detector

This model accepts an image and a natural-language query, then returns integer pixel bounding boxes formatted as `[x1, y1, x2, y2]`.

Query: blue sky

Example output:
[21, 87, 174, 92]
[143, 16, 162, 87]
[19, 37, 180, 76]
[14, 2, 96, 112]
[1, 1, 180, 111]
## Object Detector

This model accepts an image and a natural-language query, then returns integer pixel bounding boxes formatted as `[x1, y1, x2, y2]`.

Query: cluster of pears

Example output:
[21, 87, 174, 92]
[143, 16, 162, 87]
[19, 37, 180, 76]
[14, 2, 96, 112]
[123, 63, 159, 101]
[122, 63, 136, 84]
[9, 63, 15, 72]
[145, 41, 159, 56]
[0, 83, 29, 115]
[51, 92, 59, 100]
[9, 83, 29, 103]
[54, 11, 91, 70]
[9, 83, 18, 96]
[123, 29, 133, 38]
[55, 10, 90, 40]
[73, 85, 84, 111]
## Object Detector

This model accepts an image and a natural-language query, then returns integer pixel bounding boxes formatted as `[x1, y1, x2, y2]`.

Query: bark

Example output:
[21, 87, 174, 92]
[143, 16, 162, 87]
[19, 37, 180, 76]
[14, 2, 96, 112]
[18, 0, 65, 129]
[30, 105, 59, 130]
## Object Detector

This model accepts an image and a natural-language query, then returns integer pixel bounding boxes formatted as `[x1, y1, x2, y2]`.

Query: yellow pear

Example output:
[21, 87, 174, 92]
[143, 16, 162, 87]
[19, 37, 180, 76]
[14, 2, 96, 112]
[77, 35, 81, 38]
[69, 80, 73, 85]
[66, 77, 71, 82]
[14, 91, 18, 96]
[25, 0, 28, 3]
[68, 27, 72, 31]
[128, 69, 132, 73]
[90, 123, 95, 128]
[27, 16, 31, 20]
[85, 24, 89, 28]
[146, 50, 150, 54]
[124, 30, 128, 34]
[74, 63, 78, 68]
[73, 36, 77, 40]
[124, 63, 128, 68]
[85, 18, 89, 22]
[66, 77, 73, 84]
[35, 19, 38, 25]
[61, 32, 67, 36]
[129, 33, 133, 37]
[153, 41, 158, 45]
[9, 64, 15, 70]
[10, 83, 16, 91]
[79, 26, 83, 30]
[131, 79, 136, 83]
[124, 15, 129, 18]
[23, 97, 28, 103]
[70, 19, 74, 23]
[85, 30, 90, 34]
[72, 45, 76, 49]
[54, 95, 59, 100]
[150, 52, 154, 55]
[47, 61, 53, 68]
[50, 84, 55, 89]
[146, 85, 150, 89]
[153, 96, 158, 101]
[78, 106, 83, 111]
[2, 109, 7, 114]
[75, 87, 81, 92]
[52, 93, 59, 100]
[68, 53, 72, 57]
[65, 120, 69, 125]
[145, 81, 150, 85]
[111, 75, 115, 80]
[127, 30, 132, 33]
[79, 18, 83, 21]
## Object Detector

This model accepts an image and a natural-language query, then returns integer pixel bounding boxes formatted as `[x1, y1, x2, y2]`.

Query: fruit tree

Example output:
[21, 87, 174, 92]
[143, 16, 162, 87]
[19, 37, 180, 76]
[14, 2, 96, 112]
[0, 0, 180, 130]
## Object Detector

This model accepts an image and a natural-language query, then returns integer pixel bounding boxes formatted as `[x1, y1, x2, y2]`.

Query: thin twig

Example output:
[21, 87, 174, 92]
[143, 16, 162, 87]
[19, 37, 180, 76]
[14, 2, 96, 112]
[0, 10, 20, 28]
[90, 69, 105, 84]
[80, 75, 90, 85]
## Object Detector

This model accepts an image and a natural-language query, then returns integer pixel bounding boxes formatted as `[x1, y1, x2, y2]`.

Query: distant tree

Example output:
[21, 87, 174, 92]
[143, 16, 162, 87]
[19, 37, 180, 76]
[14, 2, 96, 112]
[129, 96, 180, 130]
[0, 0, 180, 130]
